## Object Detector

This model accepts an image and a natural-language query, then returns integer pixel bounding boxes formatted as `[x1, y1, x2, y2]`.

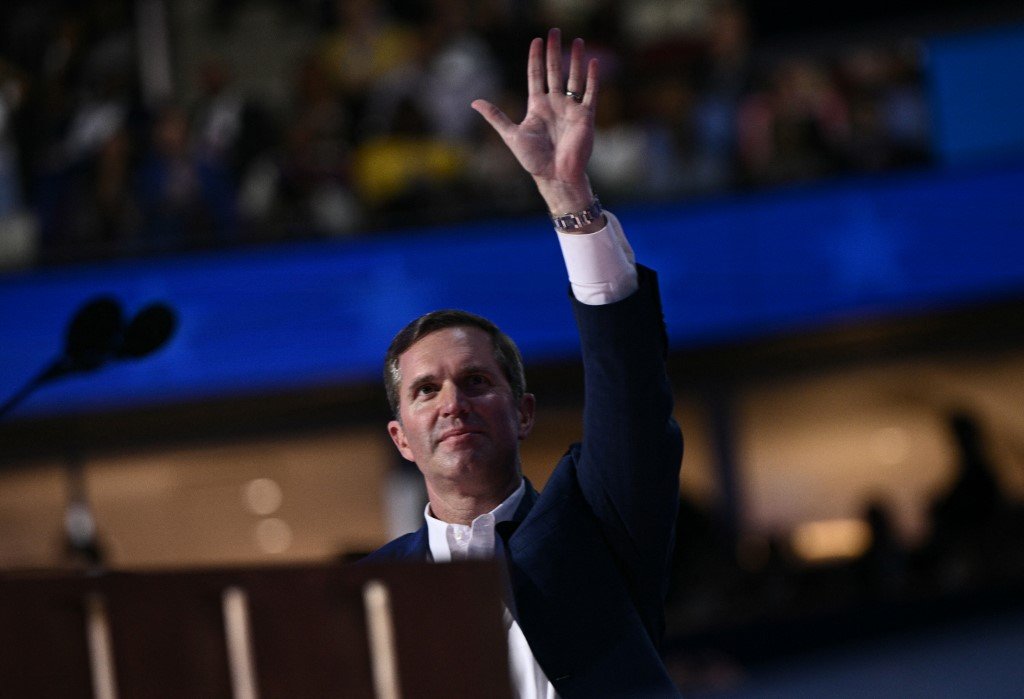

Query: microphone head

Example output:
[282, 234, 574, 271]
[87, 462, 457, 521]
[120, 303, 177, 358]
[64, 297, 124, 370]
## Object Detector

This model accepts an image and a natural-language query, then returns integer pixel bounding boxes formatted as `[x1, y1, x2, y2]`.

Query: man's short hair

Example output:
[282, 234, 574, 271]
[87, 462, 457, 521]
[384, 310, 527, 418]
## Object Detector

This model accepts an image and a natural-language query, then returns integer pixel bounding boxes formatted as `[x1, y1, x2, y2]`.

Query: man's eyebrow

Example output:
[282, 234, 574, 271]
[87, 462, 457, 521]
[407, 373, 438, 392]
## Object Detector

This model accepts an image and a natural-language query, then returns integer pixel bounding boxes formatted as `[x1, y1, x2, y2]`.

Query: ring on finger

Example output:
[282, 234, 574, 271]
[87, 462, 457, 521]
[565, 90, 584, 103]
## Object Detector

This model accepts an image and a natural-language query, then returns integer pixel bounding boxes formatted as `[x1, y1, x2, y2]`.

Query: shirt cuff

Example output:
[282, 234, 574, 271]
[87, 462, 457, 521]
[556, 210, 638, 305]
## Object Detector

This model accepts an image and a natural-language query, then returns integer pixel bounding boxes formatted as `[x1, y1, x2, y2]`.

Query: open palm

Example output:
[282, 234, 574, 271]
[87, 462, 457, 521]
[472, 29, 600, 212]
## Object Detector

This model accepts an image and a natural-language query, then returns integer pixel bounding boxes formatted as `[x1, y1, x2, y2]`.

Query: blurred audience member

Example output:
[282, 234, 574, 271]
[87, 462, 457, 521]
[838, 44, 930, 172]
[589, 79, 650, 201]
[352, 96, 467, 226]
[135, 103, 237, 253]
[27, 6, 141, 262]
[737, 57, 850, 186]
[0, 60, 37, 269]
[361, 0, 501, 142]
[856, 499, 909, 599]
[318, 0, 415, 137]
[692, 1, 752, 188]
[191, 57, 281, 236]
[926, 410, 1011, 589]
[278, 50, 361, 238]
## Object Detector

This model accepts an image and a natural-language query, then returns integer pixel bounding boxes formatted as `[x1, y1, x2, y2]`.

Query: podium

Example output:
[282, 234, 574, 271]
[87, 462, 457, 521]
[0, 561, 512, 698]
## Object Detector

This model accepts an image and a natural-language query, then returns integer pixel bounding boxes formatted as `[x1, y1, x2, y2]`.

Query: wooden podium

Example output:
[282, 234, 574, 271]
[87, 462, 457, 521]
[0, 561, 512, 698]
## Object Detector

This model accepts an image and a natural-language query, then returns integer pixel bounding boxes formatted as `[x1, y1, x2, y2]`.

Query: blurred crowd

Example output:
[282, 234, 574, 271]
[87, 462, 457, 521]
[0, 0, 933, 267]
[664, 408, 1024, 690]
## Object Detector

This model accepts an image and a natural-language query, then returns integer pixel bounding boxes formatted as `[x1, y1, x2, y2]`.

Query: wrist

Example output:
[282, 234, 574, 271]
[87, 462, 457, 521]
[534, 176, 595, 215]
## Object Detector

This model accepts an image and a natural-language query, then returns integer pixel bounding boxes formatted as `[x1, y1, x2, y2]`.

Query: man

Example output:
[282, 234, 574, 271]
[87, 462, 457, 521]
[363, 29, 684, 698]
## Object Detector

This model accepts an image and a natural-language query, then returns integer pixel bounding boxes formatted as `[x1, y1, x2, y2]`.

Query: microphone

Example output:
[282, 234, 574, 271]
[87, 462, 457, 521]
[0, 297, 178, 419]
[120, 303, 177, 359]
[50, 296, 126, 379]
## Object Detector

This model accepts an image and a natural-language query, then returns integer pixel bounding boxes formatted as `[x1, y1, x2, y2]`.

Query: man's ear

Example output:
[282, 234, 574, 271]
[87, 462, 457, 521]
[517, 393, 536, 440]
[388, 420, 416, 462]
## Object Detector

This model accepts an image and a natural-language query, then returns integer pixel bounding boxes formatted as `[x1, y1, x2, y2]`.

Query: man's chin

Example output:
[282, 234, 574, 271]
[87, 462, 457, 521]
[432, 450, 502, 483]
[435, 449, 485, 473]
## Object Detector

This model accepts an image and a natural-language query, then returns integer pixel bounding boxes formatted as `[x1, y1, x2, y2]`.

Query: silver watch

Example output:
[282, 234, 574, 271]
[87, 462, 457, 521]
[551, 197, 603, 232]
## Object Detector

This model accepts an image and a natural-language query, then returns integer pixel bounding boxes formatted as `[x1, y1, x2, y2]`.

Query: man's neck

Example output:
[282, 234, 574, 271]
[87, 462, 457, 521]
[426, 474, 522, 525]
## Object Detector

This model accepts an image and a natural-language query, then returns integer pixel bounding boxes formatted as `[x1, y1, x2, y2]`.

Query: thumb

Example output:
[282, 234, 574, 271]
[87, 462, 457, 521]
[471, 99, 515, 138]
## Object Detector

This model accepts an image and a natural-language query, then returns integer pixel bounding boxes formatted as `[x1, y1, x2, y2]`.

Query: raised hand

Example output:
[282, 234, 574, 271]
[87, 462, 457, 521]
[471, 28, 600, 215]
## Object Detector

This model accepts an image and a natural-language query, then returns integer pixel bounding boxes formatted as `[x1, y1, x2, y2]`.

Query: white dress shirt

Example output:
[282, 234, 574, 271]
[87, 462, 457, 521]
[425, 481, 559, 699]
[422, 212, 638, 699]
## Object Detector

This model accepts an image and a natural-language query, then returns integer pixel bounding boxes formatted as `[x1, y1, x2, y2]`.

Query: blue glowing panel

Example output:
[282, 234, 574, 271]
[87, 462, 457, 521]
[928, 25, 1024, 164]
[0, 222, 574, 417]
[2, 161, 1024, 419]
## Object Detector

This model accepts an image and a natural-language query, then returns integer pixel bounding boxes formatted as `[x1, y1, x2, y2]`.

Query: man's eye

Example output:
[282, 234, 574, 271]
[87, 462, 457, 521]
[465, 375, 491, 390]
[415, 384, 437, 397]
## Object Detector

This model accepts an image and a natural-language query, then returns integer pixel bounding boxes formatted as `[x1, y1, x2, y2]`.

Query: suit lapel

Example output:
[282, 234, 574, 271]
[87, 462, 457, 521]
[495, 477, 539, 546]
[398, 524, 431, 560]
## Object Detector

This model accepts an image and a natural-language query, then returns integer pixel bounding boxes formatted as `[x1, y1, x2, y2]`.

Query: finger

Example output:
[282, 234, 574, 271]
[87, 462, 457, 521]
[471, 99, 515, 138]
[566, 37, 585, 94]
[526, 37, 544, 98]
[581, 58, 600, 109]
[545, 27, 563, 94]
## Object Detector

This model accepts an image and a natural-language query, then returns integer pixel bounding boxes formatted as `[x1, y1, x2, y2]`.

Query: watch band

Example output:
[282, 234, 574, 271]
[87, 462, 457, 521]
[551, 197, 603, 232]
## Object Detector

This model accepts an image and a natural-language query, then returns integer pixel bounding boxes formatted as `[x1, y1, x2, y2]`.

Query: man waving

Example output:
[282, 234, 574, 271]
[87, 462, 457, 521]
[364, 29, 684, 698]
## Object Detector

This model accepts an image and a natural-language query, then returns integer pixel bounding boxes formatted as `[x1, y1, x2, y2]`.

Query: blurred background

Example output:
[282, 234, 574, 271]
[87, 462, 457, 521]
[2, 0, 1024, 695]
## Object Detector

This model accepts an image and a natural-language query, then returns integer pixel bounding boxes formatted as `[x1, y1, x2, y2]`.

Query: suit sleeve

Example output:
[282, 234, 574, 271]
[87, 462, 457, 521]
[570, 264, 684, 610]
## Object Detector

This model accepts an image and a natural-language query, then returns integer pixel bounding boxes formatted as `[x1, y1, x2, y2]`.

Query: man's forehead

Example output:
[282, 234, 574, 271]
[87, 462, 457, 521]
[398, 326, 498, 375]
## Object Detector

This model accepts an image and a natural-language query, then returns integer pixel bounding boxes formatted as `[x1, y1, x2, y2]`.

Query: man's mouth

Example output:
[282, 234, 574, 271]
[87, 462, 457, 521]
[439, 429, 481, 443]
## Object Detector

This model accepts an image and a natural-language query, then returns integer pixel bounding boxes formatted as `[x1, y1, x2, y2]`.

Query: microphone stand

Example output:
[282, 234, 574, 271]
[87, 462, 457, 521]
[0, 357, 79, 420]
[0, 299, 176, 420]
[0, 298, 177, 571]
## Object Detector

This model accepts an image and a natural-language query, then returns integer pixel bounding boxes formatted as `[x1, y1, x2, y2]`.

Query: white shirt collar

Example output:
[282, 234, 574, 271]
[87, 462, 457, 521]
[425, 479, 526, 562]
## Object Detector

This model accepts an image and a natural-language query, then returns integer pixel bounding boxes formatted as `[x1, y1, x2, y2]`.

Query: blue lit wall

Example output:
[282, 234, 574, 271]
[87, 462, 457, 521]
[928, 24, 1024, 165]
[3, 159, 1024, 419]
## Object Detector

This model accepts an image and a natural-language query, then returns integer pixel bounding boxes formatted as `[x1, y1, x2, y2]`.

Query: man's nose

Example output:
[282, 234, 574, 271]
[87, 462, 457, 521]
[439, 382, 470, 416]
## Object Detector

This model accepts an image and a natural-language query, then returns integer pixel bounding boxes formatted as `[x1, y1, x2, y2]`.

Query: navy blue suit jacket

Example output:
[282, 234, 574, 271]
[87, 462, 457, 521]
[363, 265, 684, 698]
